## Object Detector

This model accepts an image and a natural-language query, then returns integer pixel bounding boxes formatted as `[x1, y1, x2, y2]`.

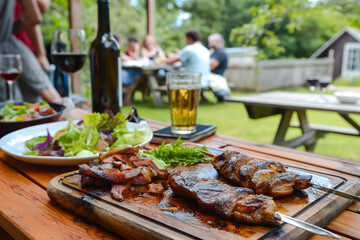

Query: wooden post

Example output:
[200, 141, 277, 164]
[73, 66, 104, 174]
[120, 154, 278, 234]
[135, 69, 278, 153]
[147, 0, 155, 36]
[69, 0, 82, 95]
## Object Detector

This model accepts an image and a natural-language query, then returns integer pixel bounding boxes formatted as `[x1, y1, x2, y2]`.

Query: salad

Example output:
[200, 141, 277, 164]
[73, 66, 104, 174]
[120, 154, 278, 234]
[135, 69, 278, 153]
[140, 138, 211, 169]
[0, 101, 57, 122]
[24, 112, 151, 157]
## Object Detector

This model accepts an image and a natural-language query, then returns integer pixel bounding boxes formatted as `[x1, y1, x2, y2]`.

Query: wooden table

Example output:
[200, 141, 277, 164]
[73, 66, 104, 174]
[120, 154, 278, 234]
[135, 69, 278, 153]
[226, 91, 360, 151]
[0, 119, 360, 239]
[122, 64, 171, 107]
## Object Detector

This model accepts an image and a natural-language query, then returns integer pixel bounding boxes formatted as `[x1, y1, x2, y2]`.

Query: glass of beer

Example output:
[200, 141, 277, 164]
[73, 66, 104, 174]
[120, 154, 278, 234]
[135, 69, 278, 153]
[167, 72, 201, 135]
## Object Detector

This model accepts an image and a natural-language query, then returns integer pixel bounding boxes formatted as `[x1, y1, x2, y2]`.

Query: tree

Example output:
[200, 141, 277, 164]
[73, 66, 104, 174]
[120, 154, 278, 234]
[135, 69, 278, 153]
[178, 0, 265, 47]
[42, 0, 69, 44]
[218, 0, 265, 47]
[230, 0, 357, 59]
[153, 0, 187, 52]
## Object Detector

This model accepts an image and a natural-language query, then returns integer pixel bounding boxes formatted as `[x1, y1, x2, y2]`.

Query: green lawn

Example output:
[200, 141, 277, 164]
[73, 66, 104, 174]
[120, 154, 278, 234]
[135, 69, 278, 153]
[120, 89, 360, 162]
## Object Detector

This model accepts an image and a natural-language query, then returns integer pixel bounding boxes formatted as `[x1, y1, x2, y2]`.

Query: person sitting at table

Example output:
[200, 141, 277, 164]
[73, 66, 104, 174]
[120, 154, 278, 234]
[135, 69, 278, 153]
[208, 33, 228, 76]
[125, 36, 140, 60]
[114, 34, 142, 105]
[141, 35, 166, 64]
[166, 29, 210, 88]
[207, 33, 230, 102]
[141, 35, 167, 100]
[0, 0, 61, 103]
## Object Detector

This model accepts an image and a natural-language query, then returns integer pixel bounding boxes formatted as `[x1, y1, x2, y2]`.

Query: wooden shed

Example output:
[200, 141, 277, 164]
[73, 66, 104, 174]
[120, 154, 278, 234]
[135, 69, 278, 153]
[310, 27, 360, 79]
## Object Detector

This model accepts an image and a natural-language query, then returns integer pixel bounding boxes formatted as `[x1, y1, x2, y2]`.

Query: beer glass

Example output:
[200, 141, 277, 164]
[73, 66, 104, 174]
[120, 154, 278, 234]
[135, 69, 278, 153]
[167, 72, 201, 135]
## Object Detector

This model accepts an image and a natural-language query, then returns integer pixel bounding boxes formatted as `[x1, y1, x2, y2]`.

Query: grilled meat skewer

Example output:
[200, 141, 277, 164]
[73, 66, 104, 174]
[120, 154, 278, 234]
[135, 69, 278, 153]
[210, 150, 312, 197]
[169, 170, 341, 238]
[169, 170, 280, 226]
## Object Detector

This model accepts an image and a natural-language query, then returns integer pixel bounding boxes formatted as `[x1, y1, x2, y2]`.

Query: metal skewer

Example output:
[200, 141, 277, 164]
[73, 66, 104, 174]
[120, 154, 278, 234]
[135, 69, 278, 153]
[278, 213, 340, 239]
[198, 150, 341, 238]
[310, 183, 360, 202]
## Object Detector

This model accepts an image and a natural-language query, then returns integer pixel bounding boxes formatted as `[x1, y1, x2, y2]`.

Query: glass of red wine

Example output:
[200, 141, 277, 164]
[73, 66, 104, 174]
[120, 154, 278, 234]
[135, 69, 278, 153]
[51, 29, 87, 102]
[318, 75, 332, 103]
[0, 54, 22, 102]
[306, 77, 319, 102]
[307, 78, 319, 93]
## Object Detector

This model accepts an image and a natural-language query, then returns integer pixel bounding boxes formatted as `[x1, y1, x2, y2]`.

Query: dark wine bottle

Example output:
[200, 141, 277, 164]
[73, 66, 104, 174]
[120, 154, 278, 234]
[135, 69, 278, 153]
[90, 0, 121, 114]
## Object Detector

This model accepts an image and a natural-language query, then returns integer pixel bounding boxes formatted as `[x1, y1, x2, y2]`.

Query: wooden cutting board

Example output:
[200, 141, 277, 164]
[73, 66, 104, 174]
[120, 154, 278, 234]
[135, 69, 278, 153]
[47, 163, 360, 240]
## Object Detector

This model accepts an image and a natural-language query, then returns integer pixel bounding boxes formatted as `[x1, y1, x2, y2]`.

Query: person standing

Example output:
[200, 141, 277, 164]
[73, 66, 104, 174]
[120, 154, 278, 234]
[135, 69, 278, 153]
[208, 33, 228, 76]
[13, 0, 51, 73]
[167, 29, 210, 88]
[0, 0, 61, 103]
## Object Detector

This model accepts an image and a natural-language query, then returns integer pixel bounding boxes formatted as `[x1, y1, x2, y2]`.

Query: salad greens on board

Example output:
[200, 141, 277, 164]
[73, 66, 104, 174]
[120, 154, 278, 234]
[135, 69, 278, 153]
[25, 112, 151, 157]
[140, 138, 212, 169]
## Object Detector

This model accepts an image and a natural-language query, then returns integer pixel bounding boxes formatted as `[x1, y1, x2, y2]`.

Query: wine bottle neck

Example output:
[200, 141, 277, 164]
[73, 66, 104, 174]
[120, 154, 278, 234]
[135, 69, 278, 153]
[97, 1, 111, 34]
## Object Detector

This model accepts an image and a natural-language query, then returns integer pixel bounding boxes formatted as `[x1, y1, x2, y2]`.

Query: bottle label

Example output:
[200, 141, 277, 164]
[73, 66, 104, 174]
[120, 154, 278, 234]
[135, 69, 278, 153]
[118, 56, 122, 107]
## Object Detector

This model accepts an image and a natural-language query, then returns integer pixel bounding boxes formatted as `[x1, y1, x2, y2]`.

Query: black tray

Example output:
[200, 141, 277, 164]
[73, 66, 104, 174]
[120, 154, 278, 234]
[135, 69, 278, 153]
[151, 124, 216, 143]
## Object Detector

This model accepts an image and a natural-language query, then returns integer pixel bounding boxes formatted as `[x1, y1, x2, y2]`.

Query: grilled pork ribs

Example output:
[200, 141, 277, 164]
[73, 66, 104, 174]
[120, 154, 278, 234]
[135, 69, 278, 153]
[169, 170, 280, 226]
[211, 150, 312, 197]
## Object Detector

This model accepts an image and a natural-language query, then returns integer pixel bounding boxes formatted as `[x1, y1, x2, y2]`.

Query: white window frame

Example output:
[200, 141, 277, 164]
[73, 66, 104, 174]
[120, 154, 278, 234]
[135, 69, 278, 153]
[342, 42, 360, 79]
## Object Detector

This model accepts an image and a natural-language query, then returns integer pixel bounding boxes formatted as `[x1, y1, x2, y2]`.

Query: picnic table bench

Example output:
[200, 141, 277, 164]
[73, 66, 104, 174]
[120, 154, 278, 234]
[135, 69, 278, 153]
[226, 91, 360, 151]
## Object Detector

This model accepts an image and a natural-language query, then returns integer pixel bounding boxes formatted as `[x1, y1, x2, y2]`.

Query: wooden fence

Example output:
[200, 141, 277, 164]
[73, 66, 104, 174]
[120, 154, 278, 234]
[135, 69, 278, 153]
[224, 51, 334, 92]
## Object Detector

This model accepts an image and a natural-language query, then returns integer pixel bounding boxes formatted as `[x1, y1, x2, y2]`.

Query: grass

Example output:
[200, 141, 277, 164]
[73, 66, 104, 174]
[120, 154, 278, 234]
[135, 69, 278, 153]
[119, 88, 360, 162]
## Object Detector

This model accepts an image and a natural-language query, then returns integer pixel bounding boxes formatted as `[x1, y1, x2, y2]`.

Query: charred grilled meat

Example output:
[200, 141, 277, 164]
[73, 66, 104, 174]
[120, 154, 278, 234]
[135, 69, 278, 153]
[211, 150, 312, 197]
[79, 147, 169, 201]
[169, 170, 280, 226]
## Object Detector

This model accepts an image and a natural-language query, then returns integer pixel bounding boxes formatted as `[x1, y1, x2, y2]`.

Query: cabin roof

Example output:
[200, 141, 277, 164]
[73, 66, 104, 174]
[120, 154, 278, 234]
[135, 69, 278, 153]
[310, 27, 360, 59]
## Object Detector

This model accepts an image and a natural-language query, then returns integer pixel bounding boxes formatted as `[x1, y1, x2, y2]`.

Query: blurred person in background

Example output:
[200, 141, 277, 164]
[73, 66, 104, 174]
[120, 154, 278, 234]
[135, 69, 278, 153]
[141, 35, 166, 64]
[14, 0, 51, 73]
[114, 34, 142, 105]
[125, 36, 140, 60]
[141, 34, 167, 101]
[167, 29, 210, 88]
[207, 33, 230, 102]
[0, 0, 61, 103]
[208, 33, 228, 76]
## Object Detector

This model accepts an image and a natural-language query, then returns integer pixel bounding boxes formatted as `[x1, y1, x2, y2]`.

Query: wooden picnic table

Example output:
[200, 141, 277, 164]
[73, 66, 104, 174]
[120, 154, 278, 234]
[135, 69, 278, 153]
[122, 64, 171, 107]
[0, 119, 359, 239]
[226, 91, 360, 151]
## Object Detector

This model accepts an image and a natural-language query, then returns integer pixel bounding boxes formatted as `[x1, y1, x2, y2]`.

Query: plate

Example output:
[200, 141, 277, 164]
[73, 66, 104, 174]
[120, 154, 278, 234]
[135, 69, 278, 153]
[0, 120, 153, 165]
[334, 91, 360, 104]
[0, 102, 65, 137]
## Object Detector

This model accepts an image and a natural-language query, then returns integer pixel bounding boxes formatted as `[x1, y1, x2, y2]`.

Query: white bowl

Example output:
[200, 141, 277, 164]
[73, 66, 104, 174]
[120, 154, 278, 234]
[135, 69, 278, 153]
[334, 91, 360, 104]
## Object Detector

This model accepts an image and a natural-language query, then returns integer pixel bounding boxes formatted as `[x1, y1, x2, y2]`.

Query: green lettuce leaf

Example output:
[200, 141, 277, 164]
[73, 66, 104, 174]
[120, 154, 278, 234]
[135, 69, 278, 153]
[24, 150, 40, 156]
[108, 112, 126, 130]
[23, 102, 32, 108]
[80, 126, 100, 148]
[39, 100, 50, 109]
[57, 121, 84, 156]
[75, 149, 95, 157]
[83, 112, 102, 128]
[0, 103, 16, 118]
[111, 121, 129, 137]
[25, 136, 47, 150]
[58, 120, 81, 143]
